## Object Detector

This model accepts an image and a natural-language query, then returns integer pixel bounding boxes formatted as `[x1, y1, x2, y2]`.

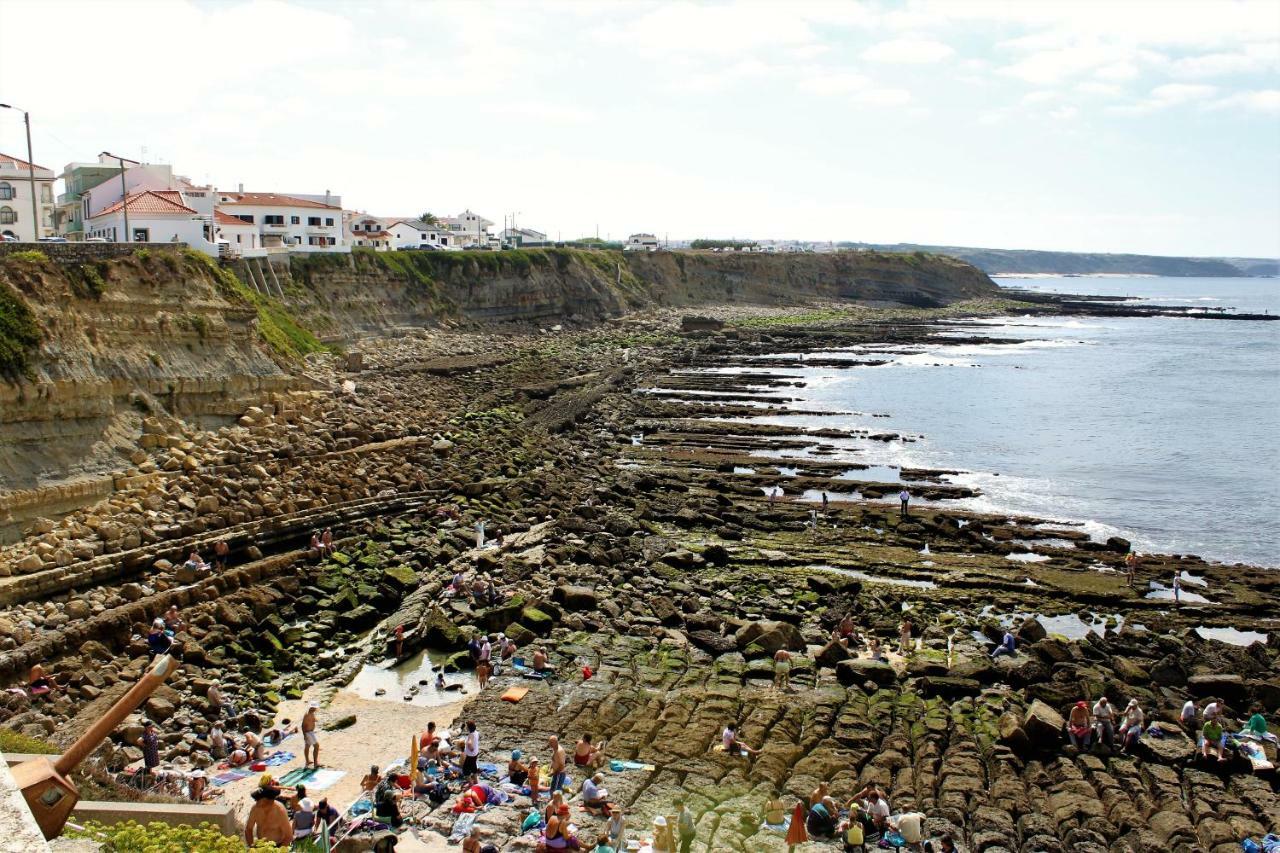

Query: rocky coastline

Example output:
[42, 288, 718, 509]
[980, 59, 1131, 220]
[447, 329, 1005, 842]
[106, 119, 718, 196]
[0, 288, 1277, 851]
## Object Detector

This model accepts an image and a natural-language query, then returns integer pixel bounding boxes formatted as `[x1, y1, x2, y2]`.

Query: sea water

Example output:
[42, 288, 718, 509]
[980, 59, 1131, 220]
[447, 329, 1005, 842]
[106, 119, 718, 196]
[744, 277, 1280, 566]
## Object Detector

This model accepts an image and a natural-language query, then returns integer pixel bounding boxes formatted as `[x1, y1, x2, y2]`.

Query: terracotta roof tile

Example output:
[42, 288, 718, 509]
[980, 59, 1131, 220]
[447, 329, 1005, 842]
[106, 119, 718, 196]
[219, 192, 340, 210]
[0, 151, 51, 172]
[214, 209, 251, 226]
[89, 190, 197, 218]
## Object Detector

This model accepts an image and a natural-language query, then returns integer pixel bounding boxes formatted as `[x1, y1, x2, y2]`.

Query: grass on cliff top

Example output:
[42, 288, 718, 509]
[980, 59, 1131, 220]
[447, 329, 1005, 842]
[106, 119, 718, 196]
[0, 726, 57, 754]
[181, 249, 330, 361]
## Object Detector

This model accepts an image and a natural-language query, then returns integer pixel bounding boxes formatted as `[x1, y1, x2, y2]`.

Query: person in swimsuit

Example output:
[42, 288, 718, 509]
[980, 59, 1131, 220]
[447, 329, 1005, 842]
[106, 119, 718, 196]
[574, 734, 606, 770]
[763, 789, 785, 826]
[773, 649, 792, 691]
[508, 749, 528, 785]
[721, 724, 760, 757]
[548, 735, 568, 792]
[27, 664, 55, 696]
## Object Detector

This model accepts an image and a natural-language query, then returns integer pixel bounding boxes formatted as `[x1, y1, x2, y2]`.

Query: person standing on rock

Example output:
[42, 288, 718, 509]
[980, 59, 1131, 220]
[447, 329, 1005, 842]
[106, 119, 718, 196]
[302, 702, 320, 769]
[1093, 697, 1116, 750]
[213, 539, 230, 570]
[1124, 551, 1137, 587]
[321, 528, 334, 555]
[773, 649, 792, 691]
[675, 797, 696, 853]
[475, 519, 487, 549]
[821, 492, 829, 516]
[1171, 573, 1181, 606]
[462, 720, 480, 777]
[899, 619, 913, 654]
[899, 489, 911, 518]
[138, 720, 160, 778]
[548, 735, 568, 793]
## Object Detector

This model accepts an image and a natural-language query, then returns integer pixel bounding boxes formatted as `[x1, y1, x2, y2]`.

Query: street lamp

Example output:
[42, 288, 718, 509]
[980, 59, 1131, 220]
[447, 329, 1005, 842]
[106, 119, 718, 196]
[0, 103, 41, 240]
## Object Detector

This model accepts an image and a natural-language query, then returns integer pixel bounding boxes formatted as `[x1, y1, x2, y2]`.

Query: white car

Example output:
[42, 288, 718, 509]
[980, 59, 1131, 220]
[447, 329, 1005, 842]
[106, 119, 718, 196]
[84, 237, 108, 243]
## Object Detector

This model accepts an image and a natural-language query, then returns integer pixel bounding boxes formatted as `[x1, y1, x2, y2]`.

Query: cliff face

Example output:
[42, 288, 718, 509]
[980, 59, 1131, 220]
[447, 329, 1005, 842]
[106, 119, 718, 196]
[282, 247, 997, 341]
[0, 248, 291, 511]
[0, 245, 995, 520]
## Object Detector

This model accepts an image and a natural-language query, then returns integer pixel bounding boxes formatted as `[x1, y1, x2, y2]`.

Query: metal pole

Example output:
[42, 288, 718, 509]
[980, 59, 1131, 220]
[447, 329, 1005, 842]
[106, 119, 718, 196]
[118, 156, 130, 242]
[22, 111, 38, 239]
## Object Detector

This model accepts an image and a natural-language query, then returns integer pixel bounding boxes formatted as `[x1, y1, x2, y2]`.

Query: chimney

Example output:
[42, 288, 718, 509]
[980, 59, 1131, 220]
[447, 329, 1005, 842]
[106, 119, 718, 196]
[238, 182, 244, 193]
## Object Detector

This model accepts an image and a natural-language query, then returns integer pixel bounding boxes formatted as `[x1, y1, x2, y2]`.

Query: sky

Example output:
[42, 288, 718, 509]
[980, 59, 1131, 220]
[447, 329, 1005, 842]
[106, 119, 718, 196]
[1, 0, 1278, 257]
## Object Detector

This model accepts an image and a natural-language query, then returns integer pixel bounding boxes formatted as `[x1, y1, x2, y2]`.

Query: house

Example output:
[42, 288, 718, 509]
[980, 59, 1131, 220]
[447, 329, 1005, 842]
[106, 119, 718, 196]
[346, 213, 401, 250]
[499, 226, 549, 248]
[55, 152, 131, 239]
[438, 209, 493, 248]
[83, 189, 209, 247]
[0, 152, 56, 241]
[624, 233, 660, 252]
[214, 190, 348, 254]
[387, 219, 457, 250]
[212, 209, 259, 256]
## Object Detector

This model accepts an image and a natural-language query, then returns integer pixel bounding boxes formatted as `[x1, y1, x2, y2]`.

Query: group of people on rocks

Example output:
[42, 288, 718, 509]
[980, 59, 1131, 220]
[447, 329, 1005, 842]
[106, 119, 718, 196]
[1063, 693, 1275, 763]
[770, 778, 954, 852]
[445, 568, 506, 607]
[308, 528, 337, 559]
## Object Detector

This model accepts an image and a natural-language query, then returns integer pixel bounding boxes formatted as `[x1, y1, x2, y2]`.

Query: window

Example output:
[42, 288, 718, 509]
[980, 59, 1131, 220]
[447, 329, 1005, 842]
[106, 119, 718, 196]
[237, 214, 254, 224]
[0, 182, 12, 200]
[264, 214, 284, 225]
[325, 217, 334, 226]
[307, 216, 321, 226]
[0, 206, 15, 224]
[133, 227, 150, 242]
[41, 185, 52, 203]
[327, 237, 336, 245]
[291, 215, 300, 224]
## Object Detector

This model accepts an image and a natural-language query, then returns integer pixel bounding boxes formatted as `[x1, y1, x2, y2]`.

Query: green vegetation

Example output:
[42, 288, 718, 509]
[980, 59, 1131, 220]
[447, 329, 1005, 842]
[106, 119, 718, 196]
[66, 261, 109, 299]
[0, 726, 56, 754]
[0, 278, 40, 379]
[181, 249, 328, 361]
[67, 820, 284, 852]
[177, 313, 211, 339]
[132, 247, 152, 262]
[691, 239, 758, 250]
[8, 249, 48, 264]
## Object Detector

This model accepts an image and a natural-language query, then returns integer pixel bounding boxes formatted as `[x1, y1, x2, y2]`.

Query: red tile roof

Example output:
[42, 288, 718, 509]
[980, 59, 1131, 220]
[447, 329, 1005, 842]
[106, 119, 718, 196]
[219, 192, 340, 210]
[0, 151, 50, 172]
[214, 209, 251, 226]
[89, 190, 197, 218]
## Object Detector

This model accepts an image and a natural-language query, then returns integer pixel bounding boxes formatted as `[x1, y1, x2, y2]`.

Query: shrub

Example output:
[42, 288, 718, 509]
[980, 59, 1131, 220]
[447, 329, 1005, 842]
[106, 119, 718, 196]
[67, 819, 285, 852]
[0, 727, 56, 754]
[0, 278, 40, 379]
[8, 249, 47, 264]
[67, 261, 108, 298]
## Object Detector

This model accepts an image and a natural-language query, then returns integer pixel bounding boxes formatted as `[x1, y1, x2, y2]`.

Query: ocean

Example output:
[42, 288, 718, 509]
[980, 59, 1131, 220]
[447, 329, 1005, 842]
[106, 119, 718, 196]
[740, 276, 1280, 566]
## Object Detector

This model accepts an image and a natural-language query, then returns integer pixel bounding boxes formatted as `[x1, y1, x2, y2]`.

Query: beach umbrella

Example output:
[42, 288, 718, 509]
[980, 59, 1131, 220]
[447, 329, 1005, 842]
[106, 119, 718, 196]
[785, 801, 808, 849]
[410, 733, 420, 785]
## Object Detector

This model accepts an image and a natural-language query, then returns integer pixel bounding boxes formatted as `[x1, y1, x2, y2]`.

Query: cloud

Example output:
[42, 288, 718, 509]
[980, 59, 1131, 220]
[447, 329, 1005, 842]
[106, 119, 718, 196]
[853, 88, 913, 106]
[798, 70, 871, 95]
[1076, 82, 1123, 97]
[862, 38, 954, 64]
[1211, 89, 1280, 113]
[1048, 106, 1079, 121]
[1169, 43, 1280, 77]
[1150, 83, 1218, 103]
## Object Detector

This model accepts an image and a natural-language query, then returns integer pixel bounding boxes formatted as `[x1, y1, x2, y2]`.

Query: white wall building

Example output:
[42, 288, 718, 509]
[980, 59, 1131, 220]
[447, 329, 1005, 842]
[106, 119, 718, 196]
[439, 210, 493, 248]
[499, 226, 549, 248]
[624, 233, 660, 252]
[0, 152, 56, 241]
[388, 219, 456, 250]
[214, 191, 348, 254]
[83, 190, 210, 248]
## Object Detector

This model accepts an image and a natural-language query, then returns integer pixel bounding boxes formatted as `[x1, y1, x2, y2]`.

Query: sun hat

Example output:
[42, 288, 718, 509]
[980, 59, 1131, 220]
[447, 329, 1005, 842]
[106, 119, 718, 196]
[299, 798, 314, 812]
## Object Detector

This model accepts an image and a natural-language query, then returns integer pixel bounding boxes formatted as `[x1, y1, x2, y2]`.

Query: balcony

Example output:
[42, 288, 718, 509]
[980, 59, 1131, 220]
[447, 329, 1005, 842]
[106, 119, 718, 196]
[261, 222, 289, 233]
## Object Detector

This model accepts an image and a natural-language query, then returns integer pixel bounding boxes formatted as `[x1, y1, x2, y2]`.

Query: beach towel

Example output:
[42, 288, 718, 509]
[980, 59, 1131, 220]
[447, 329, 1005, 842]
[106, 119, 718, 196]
[621, 761, 655, 771]
[1261, 833, 1280, 853]
[450, 812, 478, 841]
[761, 816, 791, 834]
[478, 762, 500, 776]
[279, 767, 318, 786]
[264, 750, 295, 767]
[1240, 740, 1274, 771]
[712, 744, 748, 757]
[502, 686, 531, 703]
[306, 769, 346, 792]
[211, 767, 254, 786]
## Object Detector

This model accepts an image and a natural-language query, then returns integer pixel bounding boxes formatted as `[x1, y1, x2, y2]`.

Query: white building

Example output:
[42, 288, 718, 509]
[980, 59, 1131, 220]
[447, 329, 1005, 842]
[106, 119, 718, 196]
[83, 190, 209, 247]
[388, 219, 457, 250]
[439, 210, 493, 248]
[214, 191, 348, 254]
[346, 213, 401, 250]
[499, 226, 549, 248]
[0, 152, 56, 241]
[212, 209, 259, 255]
[624, 233, 660, 252]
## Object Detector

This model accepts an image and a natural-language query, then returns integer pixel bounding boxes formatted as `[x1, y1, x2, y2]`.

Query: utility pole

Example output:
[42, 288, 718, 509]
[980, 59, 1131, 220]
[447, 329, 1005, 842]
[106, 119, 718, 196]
[118, 155, 131, 242]
[0, 104, 40, 239]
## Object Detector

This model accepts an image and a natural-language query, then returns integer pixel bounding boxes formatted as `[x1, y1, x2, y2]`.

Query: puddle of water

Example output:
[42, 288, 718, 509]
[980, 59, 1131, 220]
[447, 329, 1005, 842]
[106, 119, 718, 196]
[630, 433, 644, 446]
[733, 466, 757, 475]
[1145, 581, 1213, 604]
[777, 466, 799, 477]
[800, 489, 860, 503]
[808, 564, 937, 589]
[1179, 571, 1208, 587]
[1006, 552, 1050, 563]
[1195, 626, 1268, 646]
[980, 606, 1125, 640]
[837, 465, 901, 483]
[348, 649, 479, 706]
[761, 486, 785, 498]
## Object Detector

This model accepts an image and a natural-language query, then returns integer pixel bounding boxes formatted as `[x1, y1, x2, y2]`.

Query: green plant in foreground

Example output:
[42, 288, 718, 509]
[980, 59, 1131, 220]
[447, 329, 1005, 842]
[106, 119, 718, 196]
[8, 249, 48, 264]
[67, 819, 285, 852]
[0, 726, 57, 754]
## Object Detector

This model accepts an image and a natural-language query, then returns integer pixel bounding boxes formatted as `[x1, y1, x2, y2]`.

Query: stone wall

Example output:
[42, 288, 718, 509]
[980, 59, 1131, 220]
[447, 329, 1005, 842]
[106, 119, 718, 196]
[0, 242, 172, 264]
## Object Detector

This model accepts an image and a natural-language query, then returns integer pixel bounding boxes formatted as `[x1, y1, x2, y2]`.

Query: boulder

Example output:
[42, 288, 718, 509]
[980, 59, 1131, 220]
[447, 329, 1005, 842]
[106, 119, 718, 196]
[815, 638, 852, 667]
[1139, 725, 1196, 764]
[681, 315, 724, 332]
[1022, 699, 1065, 746]
[688, 630, 738, 655]
[806, 573, 862, 597]
[735, 620, 804, 653]
[835, 658, 897, 687]
[998, 711, 1030, 751]
[920, 676, 982, 699]
[552, 585, 598, 612]
[1186, 673, 1247, 702]
[1017, 617, 1047, 644]
[64, 600, 92, 620]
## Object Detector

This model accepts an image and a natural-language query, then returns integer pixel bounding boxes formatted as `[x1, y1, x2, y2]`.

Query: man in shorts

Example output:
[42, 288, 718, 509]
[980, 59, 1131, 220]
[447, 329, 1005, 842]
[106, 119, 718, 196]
[302, 703, 320, 768]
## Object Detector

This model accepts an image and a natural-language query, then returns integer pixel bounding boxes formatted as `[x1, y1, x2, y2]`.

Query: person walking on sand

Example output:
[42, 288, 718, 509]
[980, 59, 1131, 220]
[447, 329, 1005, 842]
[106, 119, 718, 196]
[302, 703, 320, 769]
[899, 489, 911, 518]
[773, 649, 792, 691]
